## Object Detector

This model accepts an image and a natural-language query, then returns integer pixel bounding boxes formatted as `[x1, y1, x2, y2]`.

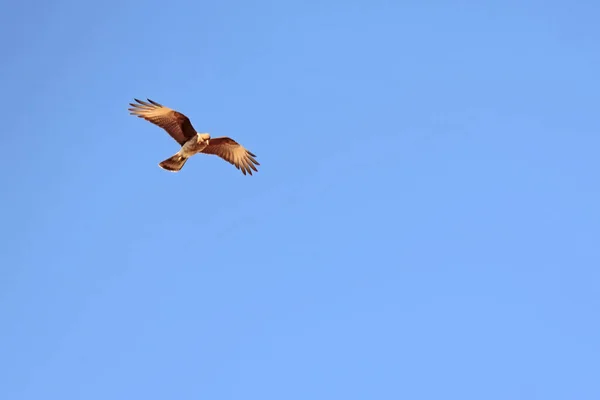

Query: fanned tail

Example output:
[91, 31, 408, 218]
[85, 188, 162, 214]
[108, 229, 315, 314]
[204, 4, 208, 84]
[159, 153, 188, 172]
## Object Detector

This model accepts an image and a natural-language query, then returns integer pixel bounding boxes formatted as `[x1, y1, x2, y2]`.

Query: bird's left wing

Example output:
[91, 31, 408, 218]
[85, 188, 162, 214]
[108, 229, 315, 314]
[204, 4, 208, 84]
[201, 137, 260, 175]
[128, 98, 197, 145]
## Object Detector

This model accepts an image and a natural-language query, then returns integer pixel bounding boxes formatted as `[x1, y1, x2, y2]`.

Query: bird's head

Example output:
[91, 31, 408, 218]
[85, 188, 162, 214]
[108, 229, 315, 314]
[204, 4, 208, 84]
[198, 133, 210, 142]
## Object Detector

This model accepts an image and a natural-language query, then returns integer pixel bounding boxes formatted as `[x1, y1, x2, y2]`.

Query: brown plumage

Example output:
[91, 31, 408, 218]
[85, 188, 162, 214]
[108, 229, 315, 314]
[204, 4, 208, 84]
[128, 98, 260, 175]
[201, 137, 260, 176]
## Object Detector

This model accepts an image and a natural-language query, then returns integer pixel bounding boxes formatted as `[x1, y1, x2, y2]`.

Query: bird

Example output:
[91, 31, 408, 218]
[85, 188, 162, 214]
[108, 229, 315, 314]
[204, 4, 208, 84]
[128, 98, 259, 175]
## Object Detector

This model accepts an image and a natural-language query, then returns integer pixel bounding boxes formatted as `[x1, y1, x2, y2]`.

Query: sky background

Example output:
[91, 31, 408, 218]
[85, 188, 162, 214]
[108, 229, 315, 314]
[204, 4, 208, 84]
[1, 0, 599, 399]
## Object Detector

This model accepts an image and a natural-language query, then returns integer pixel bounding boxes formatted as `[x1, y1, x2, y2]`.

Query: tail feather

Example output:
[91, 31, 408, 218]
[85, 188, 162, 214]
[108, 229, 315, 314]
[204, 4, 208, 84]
[159, 153, 188, 172]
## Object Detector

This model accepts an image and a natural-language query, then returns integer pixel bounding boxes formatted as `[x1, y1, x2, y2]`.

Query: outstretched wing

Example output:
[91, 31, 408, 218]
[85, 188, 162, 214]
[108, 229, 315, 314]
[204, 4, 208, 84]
[201, 137, 260, 175]
[128, 98, 196, 145]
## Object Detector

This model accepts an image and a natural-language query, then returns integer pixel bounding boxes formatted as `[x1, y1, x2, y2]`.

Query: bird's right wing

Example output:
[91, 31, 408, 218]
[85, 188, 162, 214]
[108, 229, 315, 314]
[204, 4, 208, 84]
[129, 98, 197, 145]
[201, 137, 260, 175]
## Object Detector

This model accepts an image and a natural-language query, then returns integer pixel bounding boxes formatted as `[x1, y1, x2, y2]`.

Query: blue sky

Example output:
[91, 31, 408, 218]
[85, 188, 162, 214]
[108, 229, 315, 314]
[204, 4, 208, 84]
[1, 0, 599, 398]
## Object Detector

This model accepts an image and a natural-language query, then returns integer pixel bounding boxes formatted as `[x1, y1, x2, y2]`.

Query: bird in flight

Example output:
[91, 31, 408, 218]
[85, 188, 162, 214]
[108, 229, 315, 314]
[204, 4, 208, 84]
[128, 98, 259, 175]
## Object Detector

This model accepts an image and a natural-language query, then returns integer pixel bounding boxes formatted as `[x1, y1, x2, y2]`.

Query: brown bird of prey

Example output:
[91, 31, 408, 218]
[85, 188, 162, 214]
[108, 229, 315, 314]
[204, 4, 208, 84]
[128, 98, 259, 175]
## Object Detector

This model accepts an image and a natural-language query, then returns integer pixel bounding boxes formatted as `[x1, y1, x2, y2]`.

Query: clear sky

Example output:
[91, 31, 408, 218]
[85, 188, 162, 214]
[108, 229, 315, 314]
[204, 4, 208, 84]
[1, 0, 599, 398]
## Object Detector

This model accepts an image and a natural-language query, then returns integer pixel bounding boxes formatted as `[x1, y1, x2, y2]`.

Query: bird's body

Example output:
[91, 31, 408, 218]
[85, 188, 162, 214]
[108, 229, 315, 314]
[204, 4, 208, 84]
[128, 98, 259, 175]
[158, 133, 211, 172]
[181, 133, 211, 157]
